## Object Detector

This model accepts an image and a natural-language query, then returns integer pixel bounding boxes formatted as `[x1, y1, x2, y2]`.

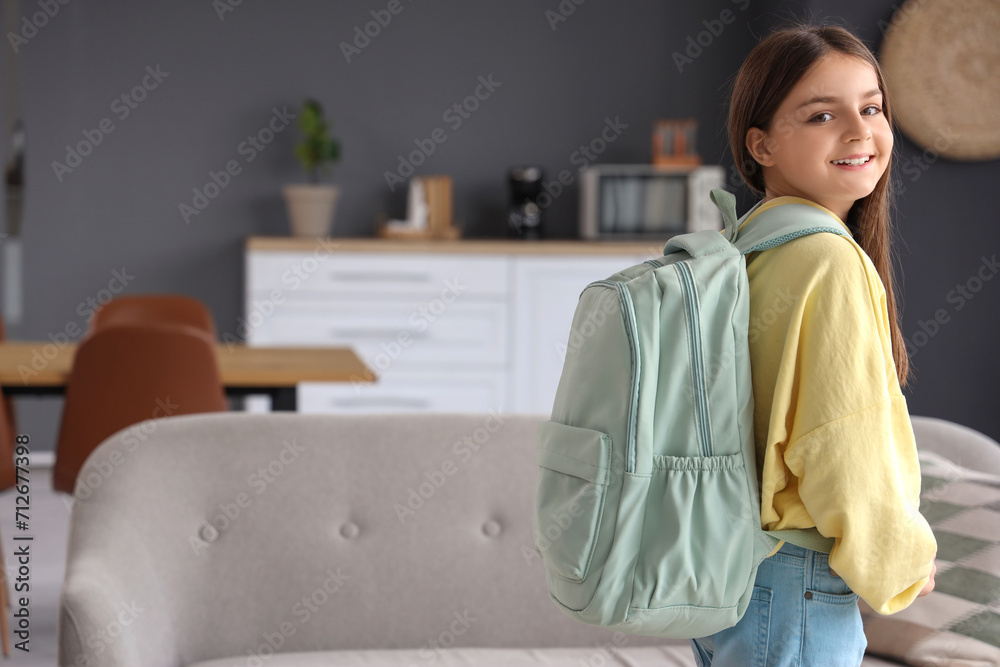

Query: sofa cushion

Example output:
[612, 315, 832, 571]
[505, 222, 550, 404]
[190, 644, 701, 667]
[189, 645, 908, 666]
[860, 450, 1000, 666]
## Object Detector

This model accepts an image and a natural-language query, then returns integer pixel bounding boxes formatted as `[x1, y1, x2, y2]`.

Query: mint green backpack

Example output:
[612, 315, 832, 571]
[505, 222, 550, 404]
[534, 189, 843, 639]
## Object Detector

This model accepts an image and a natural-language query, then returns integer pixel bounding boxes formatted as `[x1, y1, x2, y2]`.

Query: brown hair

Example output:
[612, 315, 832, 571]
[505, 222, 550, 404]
[727, 22, 911, 387]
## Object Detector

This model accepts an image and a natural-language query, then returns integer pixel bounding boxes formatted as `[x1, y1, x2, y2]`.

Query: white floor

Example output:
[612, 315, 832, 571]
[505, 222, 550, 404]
[0, 455, 70, 665]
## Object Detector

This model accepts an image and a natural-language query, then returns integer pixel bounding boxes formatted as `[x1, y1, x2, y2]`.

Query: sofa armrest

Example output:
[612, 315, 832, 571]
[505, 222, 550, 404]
[59, 484, 183, 667]
[912, 415, 1000, 475]
[59, 555, 180, 667]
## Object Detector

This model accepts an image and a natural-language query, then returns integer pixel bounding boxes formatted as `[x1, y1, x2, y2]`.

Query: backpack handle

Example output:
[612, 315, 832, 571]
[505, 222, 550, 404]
[661, 189, 741, 258]
[661, 230, 732, 259]
[710, 188, 739, 242]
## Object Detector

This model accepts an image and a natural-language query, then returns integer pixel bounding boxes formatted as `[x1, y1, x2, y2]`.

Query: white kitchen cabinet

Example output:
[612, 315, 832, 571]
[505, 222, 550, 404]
[511, 256, 647, 413]
[247, 298, 508, 368]
[244, 238, 653, 414]
[296, 372, 507, 414]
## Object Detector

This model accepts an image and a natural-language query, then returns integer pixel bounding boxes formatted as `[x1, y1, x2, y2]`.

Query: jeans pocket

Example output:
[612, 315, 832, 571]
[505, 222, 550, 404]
[803, 580, 866, 665]
[749, 585, 773, 664]
[807, 590, 859, 605]
[811, 554, 858, 599]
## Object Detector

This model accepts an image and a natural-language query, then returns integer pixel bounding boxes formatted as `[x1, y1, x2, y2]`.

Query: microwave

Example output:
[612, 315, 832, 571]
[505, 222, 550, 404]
[579, 164, 725, 240]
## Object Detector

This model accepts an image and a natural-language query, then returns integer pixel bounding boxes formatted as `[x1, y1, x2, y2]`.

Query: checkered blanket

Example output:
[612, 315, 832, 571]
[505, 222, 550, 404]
[860, 450, 1000, 666]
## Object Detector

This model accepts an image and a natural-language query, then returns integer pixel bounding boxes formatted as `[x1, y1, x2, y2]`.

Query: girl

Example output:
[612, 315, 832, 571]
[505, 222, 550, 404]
[689, 22, 938, 666]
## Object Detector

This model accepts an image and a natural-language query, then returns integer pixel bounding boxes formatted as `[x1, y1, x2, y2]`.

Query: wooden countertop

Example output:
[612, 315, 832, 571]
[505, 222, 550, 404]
[246, 236, 665, 256]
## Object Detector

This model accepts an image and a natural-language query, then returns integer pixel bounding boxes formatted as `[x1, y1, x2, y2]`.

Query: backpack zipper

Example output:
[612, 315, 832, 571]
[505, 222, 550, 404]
[588, 280, 640, 473]
[616, 283, 640, 473]
[674, 261, 713, 458]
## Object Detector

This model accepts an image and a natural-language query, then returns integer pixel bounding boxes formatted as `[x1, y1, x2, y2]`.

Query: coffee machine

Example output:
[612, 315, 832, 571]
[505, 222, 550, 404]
[507, 166, 544, 239]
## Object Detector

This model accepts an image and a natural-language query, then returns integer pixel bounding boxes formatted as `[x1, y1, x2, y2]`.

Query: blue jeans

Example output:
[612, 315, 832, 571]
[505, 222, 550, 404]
[689, 540, 867, 666]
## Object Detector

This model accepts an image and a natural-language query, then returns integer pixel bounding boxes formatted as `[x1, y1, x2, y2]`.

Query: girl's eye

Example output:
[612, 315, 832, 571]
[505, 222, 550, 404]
[810, 106, 882, 123]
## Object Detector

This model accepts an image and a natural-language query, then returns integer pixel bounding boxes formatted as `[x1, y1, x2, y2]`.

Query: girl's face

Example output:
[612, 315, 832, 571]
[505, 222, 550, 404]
[745, 53, 892, 221]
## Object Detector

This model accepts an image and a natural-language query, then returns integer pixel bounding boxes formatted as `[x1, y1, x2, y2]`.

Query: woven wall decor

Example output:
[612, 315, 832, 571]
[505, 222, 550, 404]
[879, 0, 1000, 161]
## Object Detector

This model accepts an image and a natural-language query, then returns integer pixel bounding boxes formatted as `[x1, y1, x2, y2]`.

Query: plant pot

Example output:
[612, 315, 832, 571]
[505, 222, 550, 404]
[283, 184, 340, 237]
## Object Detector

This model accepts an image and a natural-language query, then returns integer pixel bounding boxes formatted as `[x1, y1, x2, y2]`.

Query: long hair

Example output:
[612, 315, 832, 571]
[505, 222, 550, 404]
[727, 22, 911, 387]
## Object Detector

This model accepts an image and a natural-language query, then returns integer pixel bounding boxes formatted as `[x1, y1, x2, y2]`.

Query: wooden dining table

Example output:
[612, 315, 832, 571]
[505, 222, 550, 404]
[0, 341, 376, 411]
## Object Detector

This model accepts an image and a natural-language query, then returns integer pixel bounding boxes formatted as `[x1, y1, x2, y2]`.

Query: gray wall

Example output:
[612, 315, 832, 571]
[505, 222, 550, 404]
[2, 0, 998, 450]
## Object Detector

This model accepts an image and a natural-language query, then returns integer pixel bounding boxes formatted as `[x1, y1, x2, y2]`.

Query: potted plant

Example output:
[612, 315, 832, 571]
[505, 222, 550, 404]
[284, 98, 342, 237]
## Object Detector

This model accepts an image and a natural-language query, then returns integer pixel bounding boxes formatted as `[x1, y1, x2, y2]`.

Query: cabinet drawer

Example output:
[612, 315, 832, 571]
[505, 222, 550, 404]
[247, 251, 508, 298]
[248, 300, 508, 367]
[297, 372, 508, 414]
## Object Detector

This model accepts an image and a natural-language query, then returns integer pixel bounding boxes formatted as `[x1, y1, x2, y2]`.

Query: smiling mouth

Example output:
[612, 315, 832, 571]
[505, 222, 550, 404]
[830, 155, 874, 166]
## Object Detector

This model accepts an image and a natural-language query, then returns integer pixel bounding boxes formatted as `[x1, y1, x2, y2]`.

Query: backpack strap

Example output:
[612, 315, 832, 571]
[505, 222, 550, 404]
[710, 188, 842, 556]
[767, 527, 836, 554]
[708, 188, 849, 255]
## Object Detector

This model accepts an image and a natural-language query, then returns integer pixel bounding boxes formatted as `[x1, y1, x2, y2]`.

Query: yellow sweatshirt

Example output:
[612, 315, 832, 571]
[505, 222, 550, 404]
[742, 196, 937, 616]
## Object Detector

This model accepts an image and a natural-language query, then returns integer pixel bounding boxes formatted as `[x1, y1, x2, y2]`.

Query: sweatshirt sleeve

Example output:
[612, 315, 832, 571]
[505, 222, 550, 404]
[761, 234, 937, 615]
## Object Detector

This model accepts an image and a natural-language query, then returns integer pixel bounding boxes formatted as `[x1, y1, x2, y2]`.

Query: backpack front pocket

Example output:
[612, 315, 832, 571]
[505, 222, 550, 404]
[534, 421, 613, 583]
[631, 452, 756, 612]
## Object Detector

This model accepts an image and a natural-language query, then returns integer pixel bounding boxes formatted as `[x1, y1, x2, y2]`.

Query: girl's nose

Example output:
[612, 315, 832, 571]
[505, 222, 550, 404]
[844, 114, 872, 142]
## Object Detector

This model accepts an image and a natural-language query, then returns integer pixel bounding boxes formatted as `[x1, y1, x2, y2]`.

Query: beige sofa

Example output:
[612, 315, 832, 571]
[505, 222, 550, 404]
[57, 412, 999, 666]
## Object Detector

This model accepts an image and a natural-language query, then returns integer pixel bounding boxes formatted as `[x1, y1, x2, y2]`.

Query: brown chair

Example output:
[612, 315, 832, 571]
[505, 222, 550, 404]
[0, 395, 13, 657]
[0, 311, 17, 456]
[0, 378, 15, 494]
[52, 323, 227, 495]
[0, 311, 15, 656]
[88, 294, 217, 340]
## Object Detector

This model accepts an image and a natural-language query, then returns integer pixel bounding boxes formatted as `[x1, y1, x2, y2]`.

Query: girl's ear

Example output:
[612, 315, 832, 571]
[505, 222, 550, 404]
[746, 127, 776, 167]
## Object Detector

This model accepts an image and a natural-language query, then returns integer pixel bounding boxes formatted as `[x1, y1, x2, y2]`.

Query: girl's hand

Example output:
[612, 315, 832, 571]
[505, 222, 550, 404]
[916, 559, 937, 598]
